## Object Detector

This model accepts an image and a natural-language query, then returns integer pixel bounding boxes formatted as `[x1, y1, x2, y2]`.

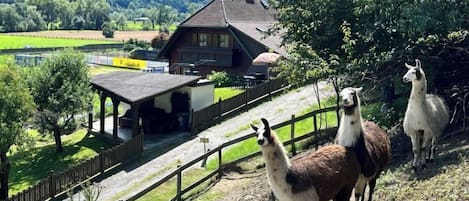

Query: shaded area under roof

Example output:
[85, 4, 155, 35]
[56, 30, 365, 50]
[92, 72, 200, 104]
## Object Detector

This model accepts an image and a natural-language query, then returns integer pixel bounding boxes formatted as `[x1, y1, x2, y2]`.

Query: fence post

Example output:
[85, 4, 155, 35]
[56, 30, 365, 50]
[290, 115, 296, 156]
[267, 81, 271, 100]
[176, 165, 182, 201]
[313, 114, 318, 150]
[99, 149, 105, 173]
[217, 148, 223, 179]
[218, 97, 222, 118]
[49, 171, 55, 198]
[245, 90, 249, 106]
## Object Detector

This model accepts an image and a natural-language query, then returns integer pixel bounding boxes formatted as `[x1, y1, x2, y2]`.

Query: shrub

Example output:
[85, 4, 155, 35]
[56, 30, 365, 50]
[101, 22, 114, 38]
[208, 71, 230, 87]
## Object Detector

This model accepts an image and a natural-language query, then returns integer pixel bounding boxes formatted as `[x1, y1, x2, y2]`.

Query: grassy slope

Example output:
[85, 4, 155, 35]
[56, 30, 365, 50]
[136, 98, 338, 201]
[0, 35, 116, 49]
[8, 129, 113, 195]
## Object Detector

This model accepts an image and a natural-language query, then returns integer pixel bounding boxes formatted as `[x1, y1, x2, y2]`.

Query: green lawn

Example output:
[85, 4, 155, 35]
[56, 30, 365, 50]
[213, 87, 244, 102]
[0, 35, 116, 49]
[8, 129, 113, 195]
[124, 22, 177, 32]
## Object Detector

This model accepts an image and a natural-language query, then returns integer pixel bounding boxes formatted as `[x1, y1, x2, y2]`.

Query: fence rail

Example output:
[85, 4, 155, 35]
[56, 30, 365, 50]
[191, 79, 288, 132]
[8, 134, 143, 201]
[128, 105, 340, 201]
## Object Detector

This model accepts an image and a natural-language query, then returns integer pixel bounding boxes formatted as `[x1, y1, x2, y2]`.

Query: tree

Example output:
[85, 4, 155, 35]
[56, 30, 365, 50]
[272, 0, 469, 93]
[32, 50, 92, 153]
[115, 14, 127, 30]
[0, 64, 34, 200]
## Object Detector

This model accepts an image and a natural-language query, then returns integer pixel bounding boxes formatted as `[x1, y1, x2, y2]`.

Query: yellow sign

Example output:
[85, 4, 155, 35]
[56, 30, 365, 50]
[112, 57, 146, 69]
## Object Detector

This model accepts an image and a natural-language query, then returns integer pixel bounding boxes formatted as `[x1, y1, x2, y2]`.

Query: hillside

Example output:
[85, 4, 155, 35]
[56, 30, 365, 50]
[189, 133, 469, 201]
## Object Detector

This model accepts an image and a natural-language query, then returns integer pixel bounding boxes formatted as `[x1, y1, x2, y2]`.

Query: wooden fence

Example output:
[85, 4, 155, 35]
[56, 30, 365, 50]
[191, 78, 288, 132]
[8, 134, 143, 201]
[128, 105, 340, 201]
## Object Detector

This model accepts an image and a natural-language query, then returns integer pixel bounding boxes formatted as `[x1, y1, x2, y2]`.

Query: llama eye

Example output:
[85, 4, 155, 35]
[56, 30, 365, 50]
[412, 71, 416, 74]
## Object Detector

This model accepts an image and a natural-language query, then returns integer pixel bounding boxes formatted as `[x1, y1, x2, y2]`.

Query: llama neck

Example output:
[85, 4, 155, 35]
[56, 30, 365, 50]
[409, 78, 427, 105]
[337, 106, 363, 147]
[262, 134, 291, 186]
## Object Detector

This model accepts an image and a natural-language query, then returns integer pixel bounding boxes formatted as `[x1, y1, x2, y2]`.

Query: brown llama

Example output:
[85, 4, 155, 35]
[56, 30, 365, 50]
[252, 118, 360, 201]
[335, 87, 391, 201]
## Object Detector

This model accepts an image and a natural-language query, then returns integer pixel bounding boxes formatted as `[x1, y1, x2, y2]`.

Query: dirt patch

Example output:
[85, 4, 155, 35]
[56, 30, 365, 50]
[6, 30, 160, 42]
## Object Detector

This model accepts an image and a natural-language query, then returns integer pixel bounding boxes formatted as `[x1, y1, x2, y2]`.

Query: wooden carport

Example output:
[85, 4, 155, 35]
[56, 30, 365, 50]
[91, 72, 200, 142]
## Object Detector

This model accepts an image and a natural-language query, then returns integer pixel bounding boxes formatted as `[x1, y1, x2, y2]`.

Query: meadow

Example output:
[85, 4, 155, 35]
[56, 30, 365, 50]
[0, 35, 116, 49]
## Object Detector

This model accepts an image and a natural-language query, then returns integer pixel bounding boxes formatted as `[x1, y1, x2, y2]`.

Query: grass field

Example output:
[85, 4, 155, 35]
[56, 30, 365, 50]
[8, 129, 113, 195]
[0, 35, 116, 49]
[213, 87, 244, 102]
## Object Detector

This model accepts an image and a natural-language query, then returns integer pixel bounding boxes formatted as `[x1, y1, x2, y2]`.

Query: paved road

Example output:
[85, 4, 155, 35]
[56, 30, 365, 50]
[68, 82, 334, 201]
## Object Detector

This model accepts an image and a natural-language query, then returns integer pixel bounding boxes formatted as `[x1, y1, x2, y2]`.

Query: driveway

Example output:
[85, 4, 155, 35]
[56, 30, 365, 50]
[67, 82, 335, 201]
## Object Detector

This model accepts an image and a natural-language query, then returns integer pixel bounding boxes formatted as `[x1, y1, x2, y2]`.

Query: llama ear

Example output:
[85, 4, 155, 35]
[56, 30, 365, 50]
[355, 87, 363, 93]
[261, 118, 270, 128]
[250, 124, 258, 131]
[415, 59, 421, 70]
[405, 62, 413, 69]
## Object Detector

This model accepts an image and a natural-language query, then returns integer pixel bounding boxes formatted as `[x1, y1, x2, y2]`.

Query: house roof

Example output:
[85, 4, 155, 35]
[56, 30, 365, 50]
[180, 0, 277, 27]
[92, 72, 200, 104]
[157, 0, 285, 59]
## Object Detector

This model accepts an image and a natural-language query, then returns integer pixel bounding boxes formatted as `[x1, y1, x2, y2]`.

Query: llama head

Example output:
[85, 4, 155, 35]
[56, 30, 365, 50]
[403, 59, 424, 83]
[251, 118, 273, 146]
[340, 87, 362, 106]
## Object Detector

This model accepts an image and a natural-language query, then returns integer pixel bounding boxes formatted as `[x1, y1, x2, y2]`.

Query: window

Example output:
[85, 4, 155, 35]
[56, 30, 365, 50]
[218, 34, 229, 48]
[198, 33, 208, 47]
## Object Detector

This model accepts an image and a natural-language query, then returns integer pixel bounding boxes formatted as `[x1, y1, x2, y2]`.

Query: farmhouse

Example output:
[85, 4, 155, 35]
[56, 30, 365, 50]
[157, 0, 286, 78]
[91, 71, 214, 141]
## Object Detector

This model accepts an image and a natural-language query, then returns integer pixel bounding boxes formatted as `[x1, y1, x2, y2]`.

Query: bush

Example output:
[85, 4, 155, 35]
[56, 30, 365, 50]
[101, 22, 114, 38]
[208, 71, 230, 87]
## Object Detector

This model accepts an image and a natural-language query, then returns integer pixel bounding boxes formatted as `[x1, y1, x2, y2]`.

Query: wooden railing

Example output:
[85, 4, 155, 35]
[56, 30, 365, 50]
[8, 134, 143, 201]
[191, 78, 288, 133]
[128, 105, 340, 201]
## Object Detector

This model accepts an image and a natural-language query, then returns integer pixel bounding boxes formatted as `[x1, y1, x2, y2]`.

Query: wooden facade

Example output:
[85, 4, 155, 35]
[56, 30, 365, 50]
[158, 0, 286, 78]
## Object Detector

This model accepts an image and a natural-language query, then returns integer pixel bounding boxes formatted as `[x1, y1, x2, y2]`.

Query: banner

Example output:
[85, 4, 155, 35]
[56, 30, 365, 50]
[112, 57, 146, 69]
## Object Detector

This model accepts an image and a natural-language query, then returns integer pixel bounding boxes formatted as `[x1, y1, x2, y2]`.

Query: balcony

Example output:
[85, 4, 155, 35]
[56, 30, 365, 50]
[177, 46, 233, 67]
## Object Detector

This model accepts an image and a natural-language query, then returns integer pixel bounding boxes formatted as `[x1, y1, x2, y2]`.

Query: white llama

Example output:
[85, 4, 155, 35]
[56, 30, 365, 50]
[251, 118, 360, 201]
[403, 59, 450, 170]
[335, 87, 391, 201]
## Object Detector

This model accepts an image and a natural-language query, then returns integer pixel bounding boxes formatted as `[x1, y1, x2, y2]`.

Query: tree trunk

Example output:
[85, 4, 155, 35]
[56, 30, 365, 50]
[54, 128, 63, 153]
[0, 152, 11, 200]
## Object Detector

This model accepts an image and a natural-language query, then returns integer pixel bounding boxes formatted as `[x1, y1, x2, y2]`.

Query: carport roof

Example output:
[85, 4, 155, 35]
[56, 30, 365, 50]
[92, 72, 201, 104]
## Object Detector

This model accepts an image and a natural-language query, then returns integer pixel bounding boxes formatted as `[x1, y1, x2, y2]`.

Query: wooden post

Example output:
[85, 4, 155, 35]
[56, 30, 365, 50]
[245, 90, 249, 106]
[131, 103, 140, 138]
[49, 171, 55, 198]
[268, 80, 272, 100]
[218, 97, 222, 118]
[176, 165, 182, 201]
[99, 149, 105, 173]
[112, 98, 120, 144]
[88, 104, 93, 134]
[100, 93, 106, 135]
[313, 114, 318, 150]
[290, 115, 296, 156]
[217, 148, 223, 179]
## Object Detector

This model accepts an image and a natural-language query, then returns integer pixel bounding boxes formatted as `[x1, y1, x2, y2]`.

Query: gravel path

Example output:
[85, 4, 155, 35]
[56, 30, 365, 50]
[67, 82, 334, 201]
